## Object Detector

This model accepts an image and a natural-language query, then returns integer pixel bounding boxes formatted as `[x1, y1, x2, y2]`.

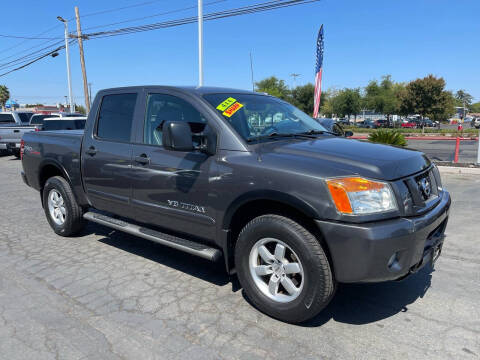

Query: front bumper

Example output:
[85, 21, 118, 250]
[316, 190, 451, 283]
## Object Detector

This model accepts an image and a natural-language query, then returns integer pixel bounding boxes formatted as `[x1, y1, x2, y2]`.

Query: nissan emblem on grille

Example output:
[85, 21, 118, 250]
[418, 177, 432, 200]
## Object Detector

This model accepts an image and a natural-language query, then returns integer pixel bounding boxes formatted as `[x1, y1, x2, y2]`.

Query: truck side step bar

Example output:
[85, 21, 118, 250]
[83, 212, 222, 262]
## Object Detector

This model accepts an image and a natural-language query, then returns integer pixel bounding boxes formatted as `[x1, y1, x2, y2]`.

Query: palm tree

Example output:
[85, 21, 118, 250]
[0, 85, 10, 111]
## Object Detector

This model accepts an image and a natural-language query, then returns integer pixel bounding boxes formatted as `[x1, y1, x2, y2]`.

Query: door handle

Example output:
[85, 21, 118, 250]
[86, 146, 97, 156]
[135, 154, 150, 165]
[14, 129, 20, 133]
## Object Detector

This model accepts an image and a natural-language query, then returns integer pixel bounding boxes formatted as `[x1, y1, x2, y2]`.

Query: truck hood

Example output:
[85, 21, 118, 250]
[258, 136, 431, 181]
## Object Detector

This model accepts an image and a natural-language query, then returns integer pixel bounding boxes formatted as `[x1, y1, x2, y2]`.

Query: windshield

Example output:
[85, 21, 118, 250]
[203, 93, 327, 141]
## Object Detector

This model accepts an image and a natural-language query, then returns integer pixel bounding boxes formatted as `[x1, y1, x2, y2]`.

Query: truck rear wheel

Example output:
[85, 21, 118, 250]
[235, 214, 335, 323]
[42, 176, 85, 236]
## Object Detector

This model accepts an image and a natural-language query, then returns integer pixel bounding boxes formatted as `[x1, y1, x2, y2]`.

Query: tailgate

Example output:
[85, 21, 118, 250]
[0, 127, 35, 143]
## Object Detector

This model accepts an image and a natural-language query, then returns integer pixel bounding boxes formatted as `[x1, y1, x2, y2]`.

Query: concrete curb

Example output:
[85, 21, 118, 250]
[351, 135, 478, 141]
[437, 166, 480, 175]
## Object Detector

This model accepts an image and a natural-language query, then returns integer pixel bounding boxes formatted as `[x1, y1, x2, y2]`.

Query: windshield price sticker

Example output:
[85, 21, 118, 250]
[223, 102, 243, 117]
[216, 97, 237, 111]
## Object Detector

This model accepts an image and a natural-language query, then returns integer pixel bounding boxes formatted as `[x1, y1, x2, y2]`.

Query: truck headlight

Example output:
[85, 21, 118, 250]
[326, 177, 397, 215]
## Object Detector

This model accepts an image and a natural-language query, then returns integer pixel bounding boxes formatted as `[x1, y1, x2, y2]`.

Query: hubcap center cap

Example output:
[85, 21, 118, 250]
[272, 263, 284, 276]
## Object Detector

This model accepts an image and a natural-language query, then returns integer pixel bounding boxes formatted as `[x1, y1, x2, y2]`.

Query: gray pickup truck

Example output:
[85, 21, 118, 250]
[0, 111, 34, 155]
[21, 86, 450, 323]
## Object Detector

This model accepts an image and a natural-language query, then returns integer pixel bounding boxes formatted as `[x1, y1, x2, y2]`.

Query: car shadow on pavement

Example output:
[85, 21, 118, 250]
[84, 223, 231, 287]
[302, 266, 433, 327]
[81, 222, 434, 327]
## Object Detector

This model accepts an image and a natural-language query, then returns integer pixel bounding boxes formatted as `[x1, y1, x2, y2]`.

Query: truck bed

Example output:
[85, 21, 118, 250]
[21, 130, 87, 203]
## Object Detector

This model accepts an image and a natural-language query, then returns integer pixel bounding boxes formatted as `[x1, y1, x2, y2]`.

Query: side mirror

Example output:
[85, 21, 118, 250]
[162, 121, 194, 151]
[344, 131, 353, 137]
[199, 126, 217, 156]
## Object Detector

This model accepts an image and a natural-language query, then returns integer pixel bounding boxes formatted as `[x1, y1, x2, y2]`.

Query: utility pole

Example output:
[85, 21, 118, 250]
[249, 52, 255, 92]
[198, 0, 204, 87]
[88, 82, 92, 106]
[57, 16, 74, 114]
[74, 6, 90, 113]
[290, 73, 300, 89]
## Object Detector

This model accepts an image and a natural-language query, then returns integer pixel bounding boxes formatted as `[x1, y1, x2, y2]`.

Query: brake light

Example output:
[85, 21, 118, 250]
[20, 139, 25, 160]
[35, 127, 40, 132]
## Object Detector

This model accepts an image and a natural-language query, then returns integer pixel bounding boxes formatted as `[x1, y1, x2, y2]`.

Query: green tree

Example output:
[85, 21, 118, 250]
[399, 75, 454, 121]
[291, 83, 314, 114]
[364, 75, 402, 121]
[454, 89, 473, 108]
[255, 76, 290, 100]
[331, 88, 361, 119]
[75, 104, 86, 114]
[0, 85, 10, 111]
[470, 102, 480, 113]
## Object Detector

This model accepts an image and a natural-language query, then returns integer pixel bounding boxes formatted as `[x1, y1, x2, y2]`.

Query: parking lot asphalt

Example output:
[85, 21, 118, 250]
[0, 155, 479, 360]
[406, 139, 478, 163]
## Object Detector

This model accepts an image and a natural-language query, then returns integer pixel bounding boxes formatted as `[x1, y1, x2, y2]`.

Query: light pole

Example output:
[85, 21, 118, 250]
[57, 16, 74, 114]
[198, 0, 203, 87]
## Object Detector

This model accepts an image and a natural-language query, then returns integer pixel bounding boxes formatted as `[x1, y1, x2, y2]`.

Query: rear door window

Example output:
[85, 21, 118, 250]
[0, 113, 15, 124]
[96, 93, 137, 142]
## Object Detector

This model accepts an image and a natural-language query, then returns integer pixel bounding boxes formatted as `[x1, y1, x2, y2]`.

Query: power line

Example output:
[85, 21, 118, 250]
[0, 38, 63, 63]
[0, 40, 66, 70]
[0, 0, 321, 78]
[0, 43, 69, 78]
[0, 0, 165, 54]
[0, 34, 60, 40]
[82, 0, 227, 32]
[84, 0, 321, 39]
[77, 0, 167, 19]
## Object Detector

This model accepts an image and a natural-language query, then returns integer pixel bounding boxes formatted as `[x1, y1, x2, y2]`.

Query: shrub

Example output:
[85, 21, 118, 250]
[368, 129, 407, 146]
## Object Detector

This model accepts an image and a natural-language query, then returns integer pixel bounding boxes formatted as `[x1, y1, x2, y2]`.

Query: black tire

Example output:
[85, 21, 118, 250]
[42, 176, 85, 236]
[235, 214, 335, 323]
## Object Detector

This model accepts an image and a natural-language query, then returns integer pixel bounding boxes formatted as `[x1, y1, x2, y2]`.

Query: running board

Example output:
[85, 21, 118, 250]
[83, 212, 222, 261]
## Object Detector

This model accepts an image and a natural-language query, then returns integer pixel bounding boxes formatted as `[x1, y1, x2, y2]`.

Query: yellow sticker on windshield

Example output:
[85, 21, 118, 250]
[223, 102, 243, 117]
[216, 97, 237, 111]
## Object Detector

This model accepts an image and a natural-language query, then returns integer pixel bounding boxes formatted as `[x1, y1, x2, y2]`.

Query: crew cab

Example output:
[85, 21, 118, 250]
[21, 86, 450, 323]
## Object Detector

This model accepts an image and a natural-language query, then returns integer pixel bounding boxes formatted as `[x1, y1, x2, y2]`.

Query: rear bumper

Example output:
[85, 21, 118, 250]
[316, 191, 451, 283]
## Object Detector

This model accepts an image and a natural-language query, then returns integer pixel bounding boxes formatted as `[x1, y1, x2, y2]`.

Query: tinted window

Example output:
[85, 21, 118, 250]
[97, 93, 137, 142]
[18, 113, 32, 123]
[30, 114, 59, 125]
[143, 94, 206, 146]
[0, 113, 15, 123]
[63, 113, 83, 117]
[43, 120, 86, 131]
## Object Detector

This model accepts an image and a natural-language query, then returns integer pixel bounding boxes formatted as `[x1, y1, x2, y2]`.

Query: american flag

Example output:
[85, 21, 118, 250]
[313, 25, 324, 118]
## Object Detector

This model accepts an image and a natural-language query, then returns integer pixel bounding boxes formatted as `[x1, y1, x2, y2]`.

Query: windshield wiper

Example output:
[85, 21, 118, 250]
[300, 129, 337, 136]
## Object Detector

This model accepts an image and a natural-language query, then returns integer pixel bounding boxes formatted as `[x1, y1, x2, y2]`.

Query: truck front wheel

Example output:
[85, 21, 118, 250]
[235, 214, 335, 323]
[42, 176, 85, 236]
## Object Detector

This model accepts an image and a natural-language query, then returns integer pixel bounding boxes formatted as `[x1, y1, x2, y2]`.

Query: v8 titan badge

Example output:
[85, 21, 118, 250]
[216, 97, 237, 111]
[223, 102, 243, 117]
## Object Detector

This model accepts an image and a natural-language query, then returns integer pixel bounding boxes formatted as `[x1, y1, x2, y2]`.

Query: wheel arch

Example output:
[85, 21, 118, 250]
[38, 160, 75, 207]
[221, 190, 331, 274]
